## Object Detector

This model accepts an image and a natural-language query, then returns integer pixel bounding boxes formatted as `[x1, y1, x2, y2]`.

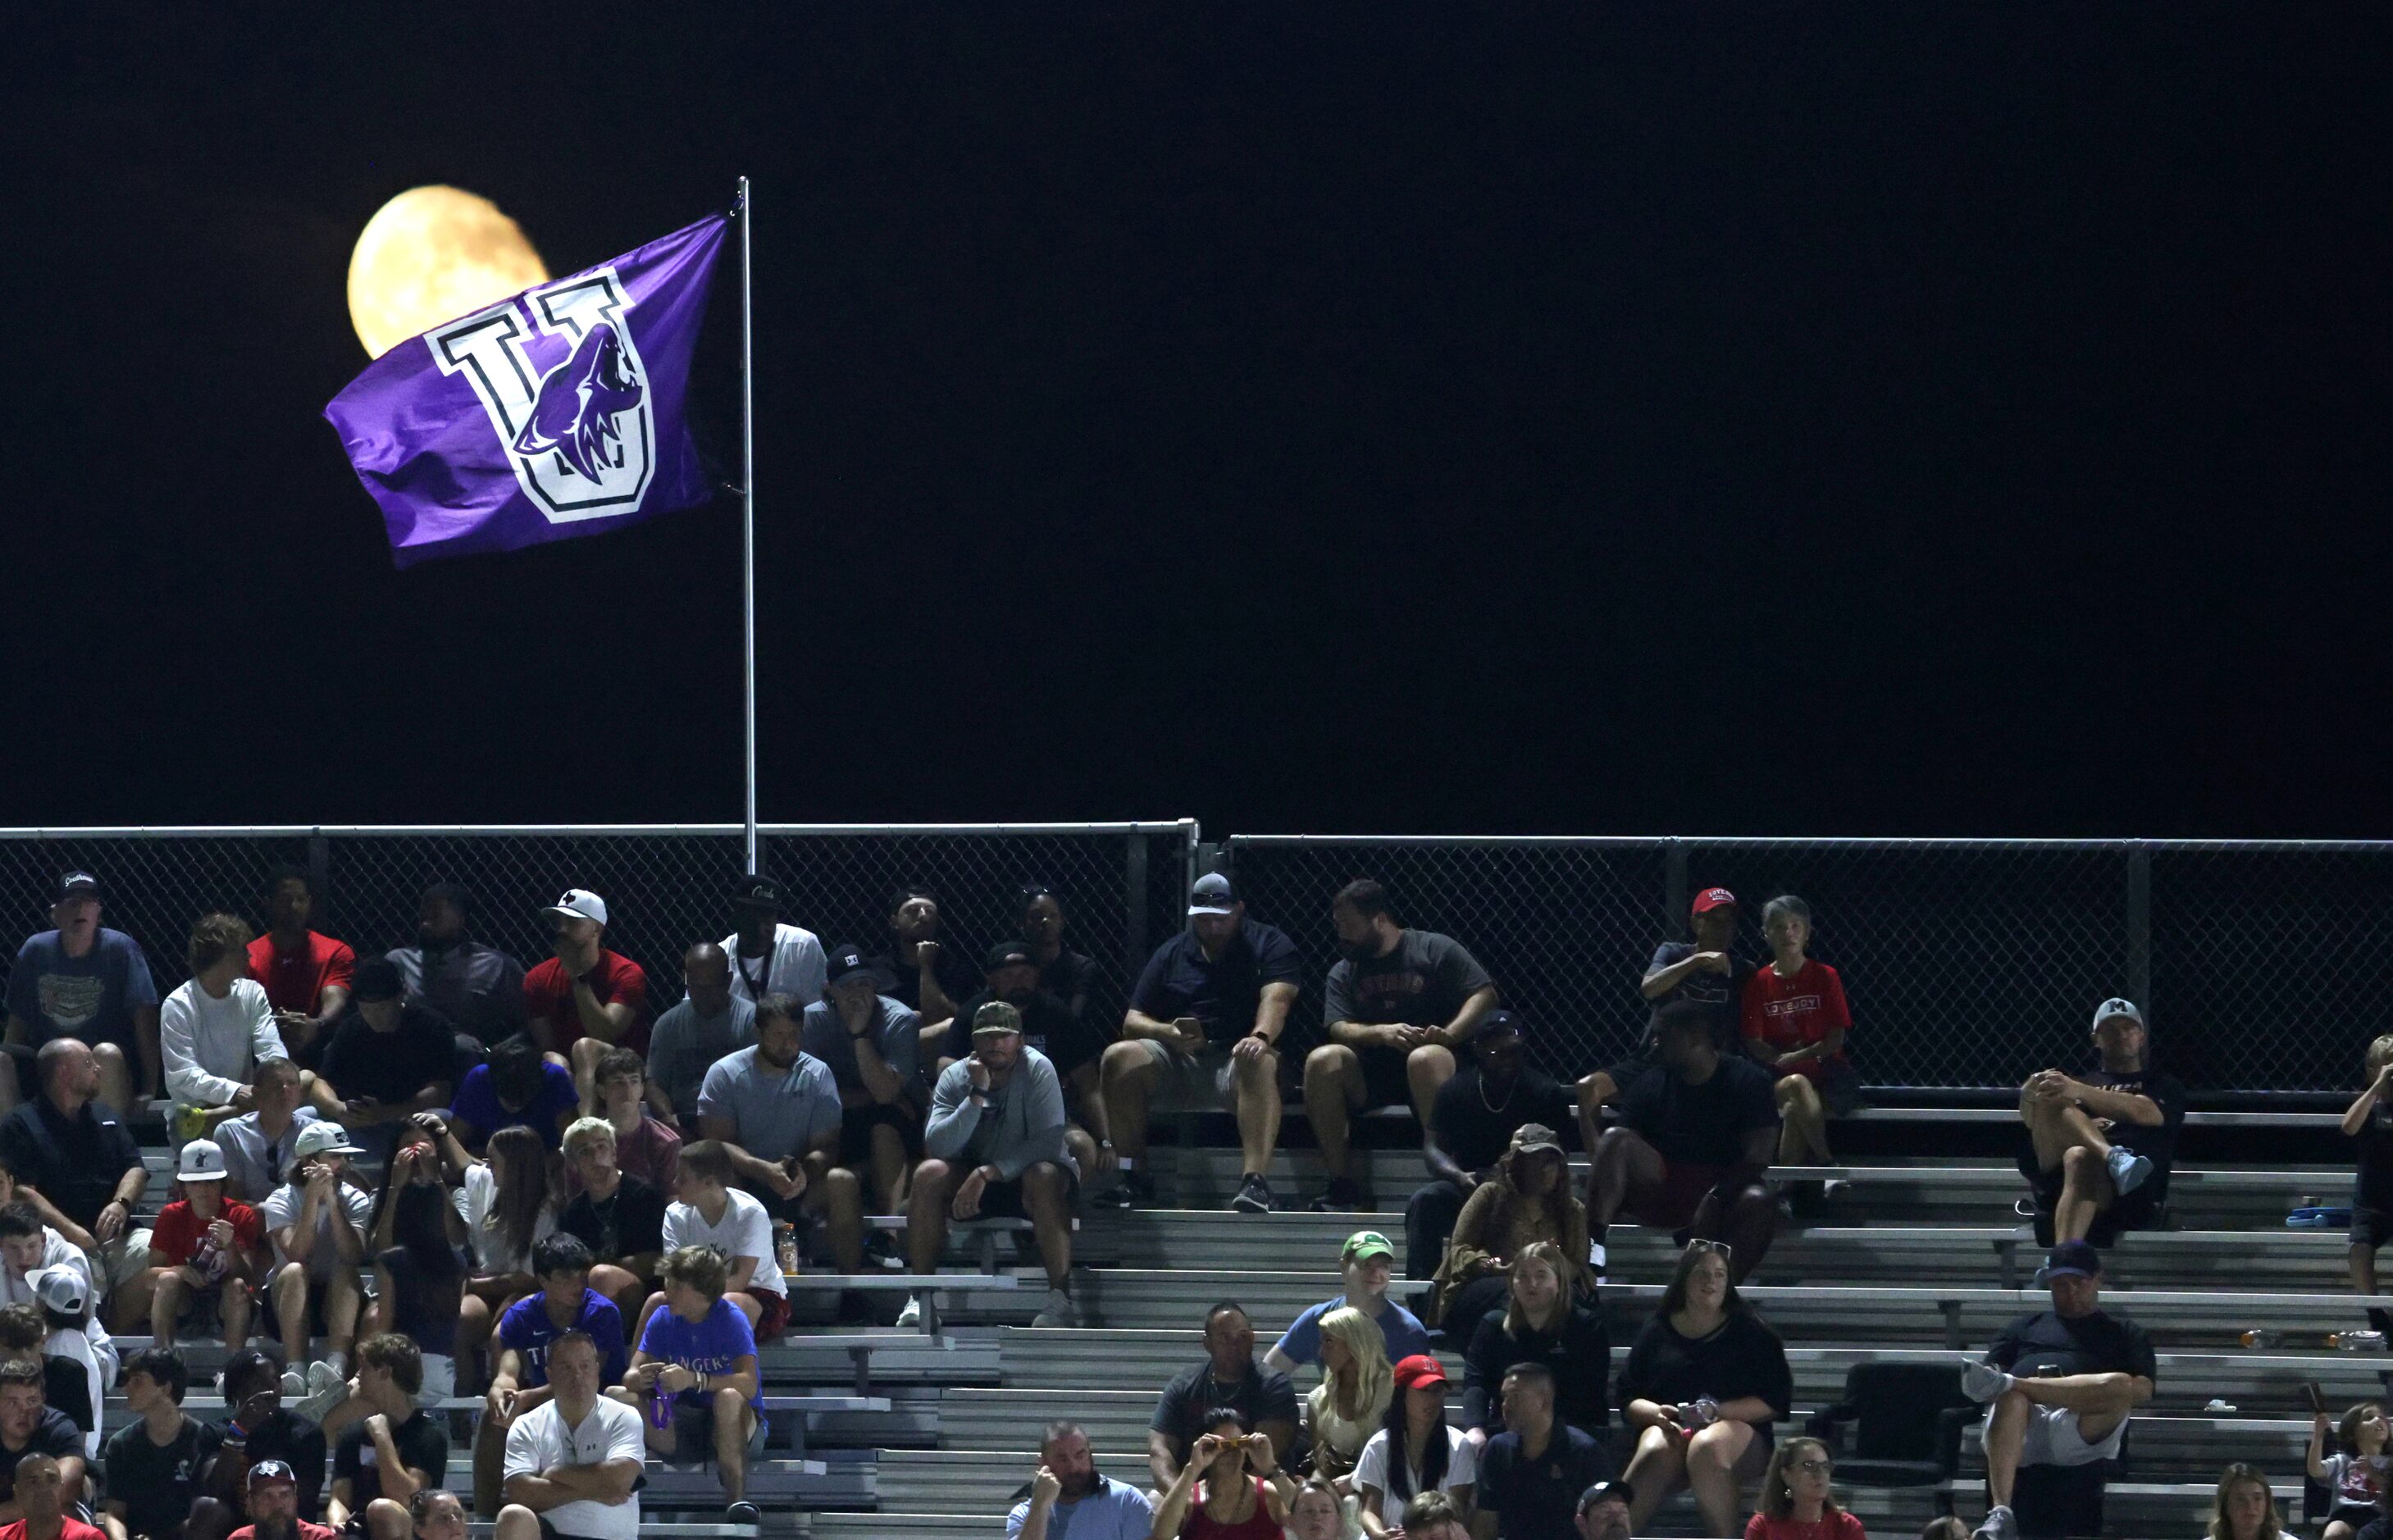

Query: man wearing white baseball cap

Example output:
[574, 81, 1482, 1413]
[146, 1137, 267, 1353]
[523, 891, 650, 1114]
[2015, 997, 2186, 1248]
[25, 1264, 111, 1460]
[259, 1122, 371, 1404]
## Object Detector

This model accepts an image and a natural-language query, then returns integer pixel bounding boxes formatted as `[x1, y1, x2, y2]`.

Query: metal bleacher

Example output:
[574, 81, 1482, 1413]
[93, 1111, 2377, 1538]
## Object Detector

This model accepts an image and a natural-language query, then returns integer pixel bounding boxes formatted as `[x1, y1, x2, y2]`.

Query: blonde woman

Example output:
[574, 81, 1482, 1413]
[1745, 1436, 1862, 1540]
[1303, 1305, 1392, 1483]
[2206, 1462, 2281, 1540]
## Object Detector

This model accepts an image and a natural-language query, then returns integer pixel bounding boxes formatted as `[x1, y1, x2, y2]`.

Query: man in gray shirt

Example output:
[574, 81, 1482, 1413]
[800, 945, 922, 1214]
[385, 882, 525, 1050]
[649, 944, 756, 1128]
[907, 1000, 1079, 1330]
[216, 1057, 321, 1203]
[695, 994, 852, 1269]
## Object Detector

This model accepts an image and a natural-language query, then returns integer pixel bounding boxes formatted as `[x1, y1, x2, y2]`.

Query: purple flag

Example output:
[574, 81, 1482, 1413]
[325, 213, 727, 567]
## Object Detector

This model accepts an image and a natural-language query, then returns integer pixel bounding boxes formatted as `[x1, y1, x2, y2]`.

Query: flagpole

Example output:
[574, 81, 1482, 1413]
[736, 175, 759, 873]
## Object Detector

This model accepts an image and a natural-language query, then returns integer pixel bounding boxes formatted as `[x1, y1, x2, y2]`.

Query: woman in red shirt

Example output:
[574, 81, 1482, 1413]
[1744, 1437, 1864, 1540]
[1150, 1408, 1295, 1540]
[1739, 895, 1858, 1172]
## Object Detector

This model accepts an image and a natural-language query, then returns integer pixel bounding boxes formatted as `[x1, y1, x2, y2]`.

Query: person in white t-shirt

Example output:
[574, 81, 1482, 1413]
[426, 1119, 563, 1400]
[721, 875, 827, 1009]
[161, 914, 290, 1120]
[497, 1330, 644, 1540]
[1353, 1355, 1479, 1535]
[260, 1120, 373, 1404]
[642, 1141, 786, 1346]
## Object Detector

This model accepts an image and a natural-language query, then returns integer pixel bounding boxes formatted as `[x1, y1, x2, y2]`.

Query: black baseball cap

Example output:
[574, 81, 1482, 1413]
[1470, 1009, 1525, 1043]
[56, 872, 99, 904]
[984, 940, 1036, 973]
[825, 944, 889, 990]
[351, 956, 403, 1002]
[1578, 1480, 1634, 1513]
[732, 873, 782, 910]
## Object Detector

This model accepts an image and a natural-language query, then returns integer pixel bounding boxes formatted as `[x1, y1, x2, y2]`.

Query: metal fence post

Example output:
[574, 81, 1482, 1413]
[1125, 832, 1151, 985]
[308, 832, 330, 926]
[2126, 841, 2151, 1016]
[1664, 839, 1689, 931]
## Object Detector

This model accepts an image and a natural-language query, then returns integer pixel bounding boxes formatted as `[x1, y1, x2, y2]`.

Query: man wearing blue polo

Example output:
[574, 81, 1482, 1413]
[1008, 1420, 1152, 1540]
[1263, 1230, 1431, 1374]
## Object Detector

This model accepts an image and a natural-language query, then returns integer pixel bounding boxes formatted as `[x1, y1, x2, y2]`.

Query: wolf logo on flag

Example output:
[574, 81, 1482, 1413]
[429, 268, 659, 522]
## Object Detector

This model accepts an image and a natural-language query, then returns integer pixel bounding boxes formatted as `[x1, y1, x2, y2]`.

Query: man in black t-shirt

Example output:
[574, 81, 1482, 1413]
[1584, 1000, 1780, 1282]
[1962, 1241, 2155, 1540]
[2342, 1037, 2393, 1337]
[1577, 886, 1750, 1146]
[312, 960, 457, 1164]
[0, 1359, 84, 1515]
[2014, 998, 2185, 1247]
[1405, 1011, 1573, 1280]
[327, 1336, 449, 1540]
[1099, 875, 1301, 1215]
[194, 1349, 328, 1524]
[101, 1348, 206, 1540]
[1146, 1302, 1298, 1492]
[1305, 880, 1498, 1213]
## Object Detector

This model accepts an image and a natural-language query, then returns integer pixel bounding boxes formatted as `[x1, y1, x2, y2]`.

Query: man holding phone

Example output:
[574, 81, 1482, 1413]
[1006, 1421, 1151, 1540]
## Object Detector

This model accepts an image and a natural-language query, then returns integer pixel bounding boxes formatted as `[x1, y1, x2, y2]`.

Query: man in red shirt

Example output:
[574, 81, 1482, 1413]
[0, 1454, 100, 1540]
[523, 891, 649, 1113]
[227, 1460, 336, 1540]
[246, 869, 354, 1072]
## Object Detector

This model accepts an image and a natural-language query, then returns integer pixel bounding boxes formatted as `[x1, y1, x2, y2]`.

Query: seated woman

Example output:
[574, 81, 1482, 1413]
[2208, 1461, 2282, 1540]
[1744, 1436, 1862, 1540]
[430, 1122, 560, 1391]
[1428, 1123, 1588, 1340]
[1460, 1240, 1608, 1449]
[1285, 1476, 1362, 1540]
[365, 1131, 467, 1403]
[1616, 1240, 1791, 1538]
[1353, 1356, 1477, 1539]
[1149, 1406, 1295, 1539]
[1300, 1305, 1391, 1486]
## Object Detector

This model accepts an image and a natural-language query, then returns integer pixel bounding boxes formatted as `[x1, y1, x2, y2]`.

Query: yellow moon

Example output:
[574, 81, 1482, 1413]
[346, 186, 549, 358]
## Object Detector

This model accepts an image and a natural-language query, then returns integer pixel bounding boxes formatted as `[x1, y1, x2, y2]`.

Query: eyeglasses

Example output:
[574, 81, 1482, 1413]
[1794, 1459, 1834, 1474]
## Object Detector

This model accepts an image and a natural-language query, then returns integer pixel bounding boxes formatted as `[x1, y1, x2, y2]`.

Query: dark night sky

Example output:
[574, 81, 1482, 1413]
[10, 7, 2392, 837]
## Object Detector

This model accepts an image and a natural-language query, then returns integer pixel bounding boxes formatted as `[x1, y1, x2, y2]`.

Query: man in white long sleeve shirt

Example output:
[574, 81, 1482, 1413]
[905, 1000, 1079, 1329]
[160, 914, 289, 1122]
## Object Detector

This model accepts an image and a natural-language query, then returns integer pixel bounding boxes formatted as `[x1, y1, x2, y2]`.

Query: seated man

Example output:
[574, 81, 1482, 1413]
[213, 1061, 320, 1207]
[653, 1144, 787, 1342]
[387, 882, 526, 1054]
[907, 1002, 1080, 1329]
[1575, 1480, 1633, 1540]
[0, 1044, 148, 1331]
[695, 995, 855, 1275]
[1262, 1229, 1430, 1374]
[146, 1139, 267, 1351]
[1303, 880, 1497, 1212]
[1098, 873, 1299, 1214]
[799, 945, 922, 1216]
[719, 874, 826, 1009]
[475, 1238, 627, 1519]
[643, 945, 753, 1131]
[2016, 999, 2183, 1247]
[609, 1246, 767, 1526]
[1407, 1009, 1574, 1280]
[191, 1351, 327, 1530]
[1148, 1302, 1297, 1492]
[522, 891, 648, 1112]
[259, 1123, 371, 1396]
[558, 1122, 667, 1324]
[310, 960, 454, 1162]
[99, 1348, 206, 1540]
[4, 1453, 99, 1540]
[326, 1337, 448, 1540]
[587, 1050, 679, 1197]
[1963, 1242, 2155, 1540]
[1478, 1362, 1613, 1540]
[225, 1460, 334, 1540]
[950, 942, 1107, 1175]
[449, 1039, 579, 1156]
[2, 872, 157, 1120]
[0, 1311, 89, 1447]
[246, 869, 355, 1073]
[495, 1331, 642, 1540]
[0, 1361, 85, 1520]
[1579, 887, 1750, 1144]
[1010, 1420, 1152, 1540]
[162, 915, 289, 1127]
[1397, 1491, 1472, 1540]
[1583, 1000, 1780, 1281]
[867, 888, 975, 1041]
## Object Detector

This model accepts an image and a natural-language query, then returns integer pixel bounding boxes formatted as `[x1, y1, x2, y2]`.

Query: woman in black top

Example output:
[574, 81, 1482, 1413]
[1460, 1240, 1608, 1448]
[1615, 1240, 1791, 1538]
[366, 1132, 467, 1395]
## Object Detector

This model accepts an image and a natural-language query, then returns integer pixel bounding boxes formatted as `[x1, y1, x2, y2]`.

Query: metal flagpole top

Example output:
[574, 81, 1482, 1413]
[737, 174, 759, 874]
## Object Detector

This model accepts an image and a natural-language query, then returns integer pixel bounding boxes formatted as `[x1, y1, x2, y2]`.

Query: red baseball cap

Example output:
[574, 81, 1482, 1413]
[1691, 887, 1738, 915]
[1392, 1354, 1449, 1392]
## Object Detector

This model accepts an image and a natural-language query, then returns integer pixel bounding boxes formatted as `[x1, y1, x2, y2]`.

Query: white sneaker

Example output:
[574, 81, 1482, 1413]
[2106, 1145, 2153, 1196]
[1961, 1360, 2016, 1403]
[1972, 1502, 2018, 1540]
[1032, 1287, 1078, 1328]
[894, 1294, 923, 1329]
[295, 1366, 349, 1426]
[279, 1368, 306, 1399]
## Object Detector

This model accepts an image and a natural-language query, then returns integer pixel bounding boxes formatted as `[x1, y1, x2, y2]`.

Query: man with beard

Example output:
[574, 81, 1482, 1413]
[385, 884, 525, 1056]
[1406, 1010, 1575, 1280]
[800, 946, 922, 1217]
[717, 875, 826, 1012]
[695, 996, 854, 1272]
[951, 943, 1107, 1179]
[1575, 1480, 1634, 1540]
[643, 946, 753, 1130]
[0, 1456, 99, 1540]
[224, 1461, 335, 1540]
[522, 892, 648, 1112]
[2, 873, 157, 1120]
[1008, 1421, 1152, 1540]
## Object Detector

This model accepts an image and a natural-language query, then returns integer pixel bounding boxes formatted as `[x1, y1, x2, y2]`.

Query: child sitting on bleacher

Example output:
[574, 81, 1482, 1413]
[145, 1138, 267, 1354]
[2308, 1401, 2388, 1540]
[608, 1245, 765, 1528]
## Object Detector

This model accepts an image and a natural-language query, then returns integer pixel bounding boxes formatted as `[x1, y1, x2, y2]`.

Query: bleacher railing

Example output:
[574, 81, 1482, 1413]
[1223, 835, 2393, 1096]
[0, 823, 1200, 1031]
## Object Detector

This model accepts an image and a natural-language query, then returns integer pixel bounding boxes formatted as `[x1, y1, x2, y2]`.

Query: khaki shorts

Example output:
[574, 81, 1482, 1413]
[1985, 1403, 2128, 1468]
[85, 1230, 154, 1294]
[1129, 1039, 1238, 1109]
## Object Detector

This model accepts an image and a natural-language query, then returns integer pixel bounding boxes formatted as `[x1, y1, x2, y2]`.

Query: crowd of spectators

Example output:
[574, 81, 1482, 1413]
[0, 860, 2359, 1540]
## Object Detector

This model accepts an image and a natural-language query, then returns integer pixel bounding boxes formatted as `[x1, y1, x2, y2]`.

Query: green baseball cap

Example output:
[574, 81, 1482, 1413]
[1342, 1230, 1395, 1263]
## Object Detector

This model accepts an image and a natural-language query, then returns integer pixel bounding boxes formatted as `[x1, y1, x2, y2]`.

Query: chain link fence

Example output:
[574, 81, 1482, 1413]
[0, 823, 1198, 1023]
[1223, 836, 2393, 1096]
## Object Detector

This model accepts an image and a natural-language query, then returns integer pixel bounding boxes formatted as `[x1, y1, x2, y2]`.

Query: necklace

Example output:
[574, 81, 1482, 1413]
[1479, 1073, 1517, 1114]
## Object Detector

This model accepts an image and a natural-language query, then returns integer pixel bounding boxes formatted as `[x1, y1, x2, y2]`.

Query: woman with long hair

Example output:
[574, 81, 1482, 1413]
[1461, 1240, 1609, 1448]
[364, 1123, 467, 1400]
[1746, 1436, 1863, 1539]
[1303, 1305, 1392, 1483]
[2207, 1461, 2281, 1540]
[1428, 1124, 1588, 1334]
[1148, 1407, 1295, 1539]
[1353, 1356, 1477, 1538]
[2309, 1400, 2388, 1540]
[1287, 1475, 1364, 1540]
[1616, 1241, 1792, 1537]
[430, 1119, 558, 1390]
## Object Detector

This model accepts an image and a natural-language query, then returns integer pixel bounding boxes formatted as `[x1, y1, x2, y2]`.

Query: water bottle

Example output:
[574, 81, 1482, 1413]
[2336, 1331, 2386, 1352]
[650, 1386, 673, 1429]
[2240, 1328, 2280, 1349]
[773, 1221, 800, 1276]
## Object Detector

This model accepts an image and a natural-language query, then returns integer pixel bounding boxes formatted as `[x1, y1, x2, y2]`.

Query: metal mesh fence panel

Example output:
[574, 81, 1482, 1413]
[0, 824, 1196, 1014]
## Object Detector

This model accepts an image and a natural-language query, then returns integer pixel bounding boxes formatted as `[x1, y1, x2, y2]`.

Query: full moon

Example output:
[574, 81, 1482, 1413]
[346, 186, 549, 358]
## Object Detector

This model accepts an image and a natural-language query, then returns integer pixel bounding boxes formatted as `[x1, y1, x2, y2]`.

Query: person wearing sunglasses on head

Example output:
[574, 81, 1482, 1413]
[1746, 1437, 1863, 1540]
[1615, 1242, 1791, 1538]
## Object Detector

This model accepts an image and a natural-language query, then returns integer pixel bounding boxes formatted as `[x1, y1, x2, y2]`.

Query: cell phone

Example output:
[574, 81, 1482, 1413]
[2304, 1381, 2329, 1414]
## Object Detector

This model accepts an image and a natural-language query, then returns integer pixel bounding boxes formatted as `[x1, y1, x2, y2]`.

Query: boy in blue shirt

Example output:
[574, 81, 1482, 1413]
[472, 1235, 624, 1516]
[608, 1244, 764, 1525]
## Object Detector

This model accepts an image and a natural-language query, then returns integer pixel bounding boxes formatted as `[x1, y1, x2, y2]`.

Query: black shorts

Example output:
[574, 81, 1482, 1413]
[2353, 1206, 2393, 1251]
[978, 1165, 1079, 1219]
[1356, 1044, 1415, 1111]
[1812, 1058, 1867, 1119]
[2020, 1157, 2164, 1246]
[536, 1519, 611, 1540]
[837, 1102, 922, 1166]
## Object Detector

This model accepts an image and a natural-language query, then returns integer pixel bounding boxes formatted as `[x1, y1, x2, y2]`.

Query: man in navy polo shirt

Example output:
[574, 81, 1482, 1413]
[1095, 874, 1301, 1215]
